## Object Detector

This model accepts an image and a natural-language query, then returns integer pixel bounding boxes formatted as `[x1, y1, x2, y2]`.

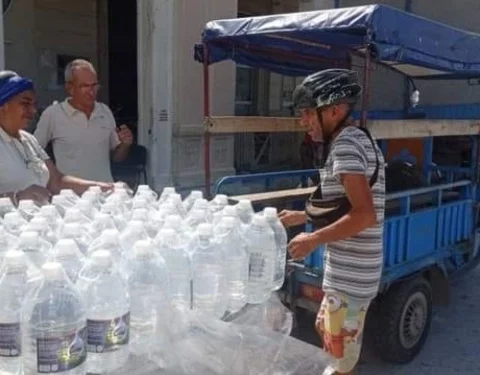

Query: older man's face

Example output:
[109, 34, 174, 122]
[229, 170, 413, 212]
[67, 67, 99, 108]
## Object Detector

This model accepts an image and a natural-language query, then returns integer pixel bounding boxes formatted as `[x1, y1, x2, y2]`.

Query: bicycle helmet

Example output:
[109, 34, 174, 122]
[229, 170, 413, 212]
[292, 69, 362, 110]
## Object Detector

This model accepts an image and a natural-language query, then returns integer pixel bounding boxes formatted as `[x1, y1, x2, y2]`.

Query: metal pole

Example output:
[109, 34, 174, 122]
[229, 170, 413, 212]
[203, 44, 212, 198]
[361, 46, 371, 128]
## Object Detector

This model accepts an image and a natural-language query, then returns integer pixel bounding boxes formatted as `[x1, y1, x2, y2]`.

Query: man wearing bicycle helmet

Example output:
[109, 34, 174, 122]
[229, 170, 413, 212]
[279, 69, 385, 374]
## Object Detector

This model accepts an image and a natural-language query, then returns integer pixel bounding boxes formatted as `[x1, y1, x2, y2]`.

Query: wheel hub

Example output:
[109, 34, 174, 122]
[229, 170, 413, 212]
[399, 291, 428, 350]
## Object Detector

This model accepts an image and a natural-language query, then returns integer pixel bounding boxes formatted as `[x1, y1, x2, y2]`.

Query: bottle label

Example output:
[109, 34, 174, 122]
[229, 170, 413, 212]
[36, 326, 87, 373]
[249, 252, 266, 279]
[0, 323, 21, 357]
[87, 312, 130, 353]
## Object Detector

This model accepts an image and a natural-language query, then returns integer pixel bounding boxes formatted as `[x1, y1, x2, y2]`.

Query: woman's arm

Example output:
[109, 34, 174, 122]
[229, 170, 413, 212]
[46, 160, 112, 196]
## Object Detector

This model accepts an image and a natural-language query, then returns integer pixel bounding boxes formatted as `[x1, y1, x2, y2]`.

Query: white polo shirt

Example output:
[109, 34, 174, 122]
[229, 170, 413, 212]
[34, 100, 120, 182]
[0, 127, 50, 194]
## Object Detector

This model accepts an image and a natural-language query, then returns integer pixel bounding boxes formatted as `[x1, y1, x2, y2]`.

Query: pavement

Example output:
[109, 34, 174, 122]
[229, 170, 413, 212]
[292, 264, 480, 374]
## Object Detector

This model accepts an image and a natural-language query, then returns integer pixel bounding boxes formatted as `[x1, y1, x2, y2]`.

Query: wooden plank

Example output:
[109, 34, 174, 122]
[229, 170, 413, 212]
[206, 116, 480, 139]
[230, 187, 315, 205]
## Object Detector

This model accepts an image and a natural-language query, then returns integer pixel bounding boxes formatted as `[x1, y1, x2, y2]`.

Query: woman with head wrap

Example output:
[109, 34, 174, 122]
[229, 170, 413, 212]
[0, 71, 112, 205]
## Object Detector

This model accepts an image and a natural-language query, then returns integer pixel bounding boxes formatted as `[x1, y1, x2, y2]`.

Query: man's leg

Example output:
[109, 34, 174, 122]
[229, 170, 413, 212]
[315, 292, 370, 375]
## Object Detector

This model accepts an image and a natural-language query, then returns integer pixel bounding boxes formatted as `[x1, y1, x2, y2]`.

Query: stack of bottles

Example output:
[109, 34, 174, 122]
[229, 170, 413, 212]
[0, 184, 288, 375]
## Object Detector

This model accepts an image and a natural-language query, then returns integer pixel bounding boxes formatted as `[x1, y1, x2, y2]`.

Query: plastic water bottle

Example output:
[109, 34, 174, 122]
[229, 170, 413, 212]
[60, 223, 93, 256]
[208, 194, 229, 219]
[51, 195, 73, 217]
[48, 239, 85, 283]
[17, 231, 52, 269]
[182, 190, 203, 213]
[144, 210, 165, 238]
[63, 208, 91, 230]
[185, 198, 209, 230]
[236, 200, 254, 225]
[131, 208, 149, 225]
[3, 212, 27, 237]
[105, 189, 132, 212]
[88, 229, 122, 258]
[126, 240, 169, 356]
[191, 223, 226, 318]
[17, 200, 40, 221]
[158, 215, 191, 249]
[157, 187, 176, 206]
[22, 262, 87, 375]
[166, 194, 187, 218]
[75, 199, 97, 221]
[76, 250, 130, 374]
[0, 251, 28, 375]
[157, 228, 191, 310]
[131, 197, 149, 211]
[119, 221, 150, 256]
[86, 185, 106, 205]
[0, 197, 16, 219]
[0, 225, 18, 261]
[25, 217, 58, 246]
[81, 191, 101, 211]
[264, 207, 288, 291]
[59, 189, 80, 206]
[100, 201, 127, 232]
[37, 205, 63, 236]
[246, 215, 276, 304]
[135, 185, 158, 204]
[215, 217, 248, 313]
[88, 212, 117, 240]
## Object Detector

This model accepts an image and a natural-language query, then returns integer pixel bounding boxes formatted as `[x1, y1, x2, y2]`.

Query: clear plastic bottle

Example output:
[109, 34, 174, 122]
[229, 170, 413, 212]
[135, 185, 158, 204]
[166, 193, 187, 218]
[208, 194, 229, 219]
[185, 198, 209, 230]
[88, 212, 117, 241]
[60, 223, 93, 256]
[17, 231, 52, 269]
[264, 207, 288, 291]
[236, 200, 254, 225]
[215, 217, 248, 313]
[76, 250, 130, 374]
[81, 191, 101, 211]
[0, 197, 16, 219]
[0, 251, 29, 375]
[25, 217, 58, 246]
[3, 212, 28, 237]
[131, 197, 149, 211]
[119, 221, 150, 257]
[182, 190, 203, 213]
[156, 215, 191, 250]
[48, 239, 85, 284]
[105, 188, 132, 212]
[37, 205, 63, 237]
[63, 208, 91, 230]
[157, 187, 176, 206]
[17, 199, 40, 221]
[157, 228, 191, 310]
[144, 210, 165, 238]
[0, 225, 19, 262]
[74, 199, 97, 222]
[191, 224, 226, 318]
[130, 208, 149, 225]
[22, 262, 87, 375]
[59, 189, 80, 206]
[245, 215, 276, 304]
[126, 240, 169, 356]
[100, 201, 127, 232]
[51, 195, 73, 217]
[87, 229, 122, 259]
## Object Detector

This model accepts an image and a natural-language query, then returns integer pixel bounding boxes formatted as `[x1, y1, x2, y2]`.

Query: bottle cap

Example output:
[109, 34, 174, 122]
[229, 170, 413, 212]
[102, 228, 119, 240]
[133, 239, 154, 256]
[263, 207, 278, 218]
[252, 215, 267, 227]
[54, 239, 78, 255]
[190, 190, 203, 199]
[197, 223, 213, 237]
[214, 194, 228, 205]
[91, 250, 113, 268]
[42, 262, 65, 279]
[162, 187, 176, 195]
[0, 197, 13, 207]
[4, 250, 27, 267]
[237, 200, 252, 210]
[18, 199, 36, 209]
[221, 216, 236, 229]
[193, 199, 208, 210]
[60, 189, 76, 197]
[39, 205, 59, 216]
[20, 231, 39, 245]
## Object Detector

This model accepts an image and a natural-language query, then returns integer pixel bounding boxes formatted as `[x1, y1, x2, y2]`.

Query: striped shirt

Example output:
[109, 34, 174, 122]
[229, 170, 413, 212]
[320, 126, 385, 299]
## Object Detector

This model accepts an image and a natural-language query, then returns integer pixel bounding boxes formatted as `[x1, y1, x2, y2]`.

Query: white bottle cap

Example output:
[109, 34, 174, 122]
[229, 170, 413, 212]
[30, 217, 48, 226]
[252, 215, 267, 227]
[263, 207, 278, 218]
[20, 231, 39, 245]
[162, 187, 176, 195]
[113, 182, 125, 190]
[65, 208, 82, 220]
[101, 201, 116, 212]
[42, 262, 65, 279]
[82, 190, 96, 199]
[197, 223, 213, 237]
[237, 200, 252, 210]
[91, 250, 113, 268]
[39, 205, 59, 216]
[223, 206, 237, 217]
[62, 223, 82, 236]
[133, 239, 154, 256]
[94, 212, 110, 222]
[190, 190, 203, 199]
[137, 185, 150, 192]
[3, 212, 22, 225]
[0, 197, 13, 207]
[128, 220, 144, 231]
[4, 250, 27, 267]
[133, 197, 148, 206]
[60, 189, 76, 197]
[18, 199, 36, 209]
[51, 195, 67, 205]
[159, 227, 176, 238]
[214, 194, 228, 204]
[76, 199, 91, 210]
[193, 199, 208, 210]
[165, 215, 182, 228]
[54, 239, 78, 255]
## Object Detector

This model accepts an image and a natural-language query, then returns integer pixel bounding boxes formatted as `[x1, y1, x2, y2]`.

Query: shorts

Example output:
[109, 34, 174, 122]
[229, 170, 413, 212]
[315, 292, 371, 374]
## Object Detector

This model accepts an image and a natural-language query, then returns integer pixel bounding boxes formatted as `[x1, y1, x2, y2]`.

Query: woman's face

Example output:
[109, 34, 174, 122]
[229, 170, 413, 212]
[0, 90, 37, 132]
[299, 108, 323, 142]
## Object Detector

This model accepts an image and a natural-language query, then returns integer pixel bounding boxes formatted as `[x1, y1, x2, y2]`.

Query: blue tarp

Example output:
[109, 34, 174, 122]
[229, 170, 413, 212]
[194, 4, 480, 79]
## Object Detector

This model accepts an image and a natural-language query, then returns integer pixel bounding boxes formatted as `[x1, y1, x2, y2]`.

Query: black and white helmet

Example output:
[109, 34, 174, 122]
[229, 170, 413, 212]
[292, 69, 362, 110]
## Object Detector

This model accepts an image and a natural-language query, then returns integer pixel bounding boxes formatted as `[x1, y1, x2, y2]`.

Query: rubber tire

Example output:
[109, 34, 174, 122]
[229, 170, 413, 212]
[367, 277, 433, 364]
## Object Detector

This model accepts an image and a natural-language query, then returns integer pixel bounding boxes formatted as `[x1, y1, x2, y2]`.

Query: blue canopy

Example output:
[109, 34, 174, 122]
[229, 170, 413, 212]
[194, 4, 480, 79]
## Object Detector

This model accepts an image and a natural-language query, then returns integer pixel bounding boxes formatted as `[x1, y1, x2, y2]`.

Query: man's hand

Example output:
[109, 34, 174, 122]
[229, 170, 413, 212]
[117, 125, 133, 145]
[17, 185, 52, 205]
[278, 210, 307, 228]
[288, 232, 321, 260]
[93, 182, 114, 193]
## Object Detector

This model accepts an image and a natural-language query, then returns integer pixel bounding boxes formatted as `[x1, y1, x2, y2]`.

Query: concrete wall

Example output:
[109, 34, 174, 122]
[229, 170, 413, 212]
[3, 0, 99, 109]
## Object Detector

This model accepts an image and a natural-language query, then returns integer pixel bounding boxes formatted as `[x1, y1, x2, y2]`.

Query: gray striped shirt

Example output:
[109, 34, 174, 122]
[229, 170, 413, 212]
[320, 126, 385, 299]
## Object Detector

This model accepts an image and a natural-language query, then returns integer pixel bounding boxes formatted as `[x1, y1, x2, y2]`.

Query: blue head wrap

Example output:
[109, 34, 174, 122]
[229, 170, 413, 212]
[0, 71, 34, 107]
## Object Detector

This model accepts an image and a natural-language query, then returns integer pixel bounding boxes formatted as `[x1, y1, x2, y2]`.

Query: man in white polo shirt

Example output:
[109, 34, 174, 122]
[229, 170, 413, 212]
[34, 59, 133, 182]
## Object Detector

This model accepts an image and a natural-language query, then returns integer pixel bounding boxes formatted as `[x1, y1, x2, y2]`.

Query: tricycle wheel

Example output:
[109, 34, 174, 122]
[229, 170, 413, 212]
[367, 277, 432, 364]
